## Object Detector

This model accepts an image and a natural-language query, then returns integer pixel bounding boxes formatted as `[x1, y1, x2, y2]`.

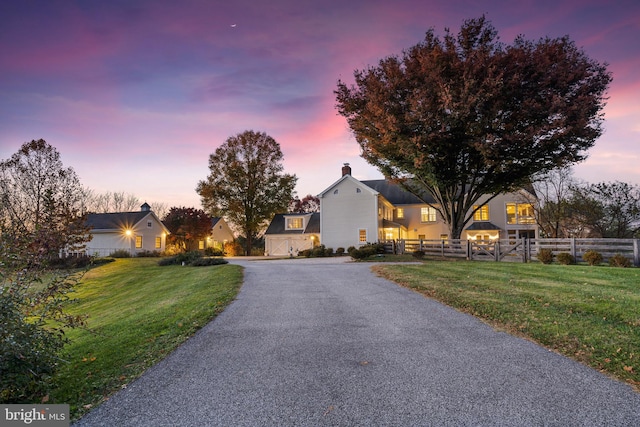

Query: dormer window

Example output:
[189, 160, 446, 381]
[286, 217, 304, 230]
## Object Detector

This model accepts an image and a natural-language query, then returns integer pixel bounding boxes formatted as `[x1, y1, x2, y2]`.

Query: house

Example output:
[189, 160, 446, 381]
[197, 217, 235, 251]
[318, 164, 538, 250]
[84, 203, 170, 256]
[264, 212, 320, 256]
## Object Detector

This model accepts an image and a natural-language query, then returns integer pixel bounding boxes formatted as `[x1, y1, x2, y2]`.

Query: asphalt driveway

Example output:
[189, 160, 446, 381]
[74, 257, 640, 426]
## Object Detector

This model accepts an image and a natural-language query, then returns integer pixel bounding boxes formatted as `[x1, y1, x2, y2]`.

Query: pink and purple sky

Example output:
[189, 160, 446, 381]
[1, 0, 638, 208]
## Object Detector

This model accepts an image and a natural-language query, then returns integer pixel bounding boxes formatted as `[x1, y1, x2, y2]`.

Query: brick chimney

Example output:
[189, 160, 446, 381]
[341, 163, 351, 177]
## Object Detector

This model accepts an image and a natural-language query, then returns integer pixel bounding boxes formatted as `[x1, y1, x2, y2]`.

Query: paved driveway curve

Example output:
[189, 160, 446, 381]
[75, 257, 640, 426]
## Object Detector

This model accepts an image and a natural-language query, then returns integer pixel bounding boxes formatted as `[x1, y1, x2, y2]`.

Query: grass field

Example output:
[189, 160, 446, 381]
[373, 259, 640, 391]
[50, 258, 243, 419]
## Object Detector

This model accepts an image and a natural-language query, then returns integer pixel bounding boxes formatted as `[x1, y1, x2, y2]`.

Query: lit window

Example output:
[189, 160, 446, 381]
[199, 240, 205, 250]
[440, 234, 448, 241]
[473, 205, 489, 221]
[359, 229, 367, 242]
[396, 208, 404, 219]
[421, 207, 437, 222]
[155, 237, 161, 249]
[506, 203, 535, 224]
[286, 217, 304, 229]
[135, 236, 142, 248]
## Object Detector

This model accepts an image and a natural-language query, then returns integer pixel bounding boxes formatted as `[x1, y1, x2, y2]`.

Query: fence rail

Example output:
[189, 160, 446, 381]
[380, 238, 640, 266]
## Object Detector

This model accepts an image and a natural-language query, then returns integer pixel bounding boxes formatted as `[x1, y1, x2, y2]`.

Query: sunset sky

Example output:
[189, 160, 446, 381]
[1, 0, 638, 209]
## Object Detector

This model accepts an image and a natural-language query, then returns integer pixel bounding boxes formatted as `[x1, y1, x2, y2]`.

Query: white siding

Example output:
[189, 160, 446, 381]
[320, 176, 379, 249]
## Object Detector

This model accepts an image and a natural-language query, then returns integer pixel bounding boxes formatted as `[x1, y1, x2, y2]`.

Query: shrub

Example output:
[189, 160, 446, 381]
[109, 249, 131, 258]
[224, 241, 244, 256]
[349, 244, 380, 260]
[324, 247, 334, 257]
[204, 247, 224, 257]
[537, 248, 554, 264]
[582, 250, 603, 266]
[336, 247, 345, 256]
[48, 255, 95, 269]
[1, 270, 86, 403]
[189, 257, 228, 267]
[136, 250, 161, 258]
[312, 245, 327, 257]
[412, 250, 425, 260]
[556, 252, 575, 265]
[299, 249, 312, 257]
[347, 246, 356, 255]
[158, 251, 203, 266]
[609, 254, 631, 268]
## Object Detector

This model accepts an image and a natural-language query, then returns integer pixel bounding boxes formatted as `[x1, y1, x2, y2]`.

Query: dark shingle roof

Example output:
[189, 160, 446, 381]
[86, 212, 151, 230]
[360, 180, 437, 205]
[465, 221, 502, 231]
[265, 212, 320, 235]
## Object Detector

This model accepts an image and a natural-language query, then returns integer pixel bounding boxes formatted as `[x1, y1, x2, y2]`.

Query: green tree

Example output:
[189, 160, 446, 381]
[568, 182, 640, 238]
[197, 131, 297, 255]
[1, 139, 89, 402]
[163, 207, 212, 252]
[335, 16, 611, 239]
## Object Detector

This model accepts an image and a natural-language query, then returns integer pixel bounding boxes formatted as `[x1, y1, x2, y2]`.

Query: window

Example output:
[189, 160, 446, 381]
[135, 236, 142, 249]
[356, 188, 361, 193]
[440, 234, 449, 242]
[421, 207, 437, 222]
[396, 208, 404, 219]
[473, 205, 489, 221]
[359, 229, 367, 243]
[506, 203, 535, 224]
[333, 189, 339, 195]
[199, 240, 205, 250]
[147, 221, 152, 228]
[286, 217, 304, 229]
[155, 237, 161, 249]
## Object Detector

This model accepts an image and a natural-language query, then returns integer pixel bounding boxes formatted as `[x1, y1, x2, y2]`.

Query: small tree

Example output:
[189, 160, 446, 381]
[568, 182, 640, 238]
[335, 17, 611, 239]
[163, 207, 212, 252]
[0, 140, 89, 402]
[197, 131, 297, 255]
[289, 194, 320, 213]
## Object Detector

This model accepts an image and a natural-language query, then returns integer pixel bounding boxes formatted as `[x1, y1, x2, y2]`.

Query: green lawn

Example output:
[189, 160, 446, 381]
[373, 260, 640, 391]
[50, 258, 243, 419]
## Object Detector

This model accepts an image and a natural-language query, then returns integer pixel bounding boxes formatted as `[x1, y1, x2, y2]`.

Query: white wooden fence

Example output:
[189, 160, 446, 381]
[381, 238, 640, 266]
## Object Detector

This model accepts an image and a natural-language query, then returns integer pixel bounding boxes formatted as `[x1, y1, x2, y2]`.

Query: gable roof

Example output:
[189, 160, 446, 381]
[360, 179, 437, 205]
[318, 174, 379, 198]
[265, 212, 320, 235]
[86, 211, 169, 233]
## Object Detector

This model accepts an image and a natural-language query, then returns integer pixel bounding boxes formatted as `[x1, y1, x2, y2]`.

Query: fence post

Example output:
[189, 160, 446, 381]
[522, 238, 528, 263]
[466, 240, 471, 260]
[634, 239, 640, 267]
[441, 239, 445, 257]
[494, 241, 500, 262]
[570, 237, 577, 258]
